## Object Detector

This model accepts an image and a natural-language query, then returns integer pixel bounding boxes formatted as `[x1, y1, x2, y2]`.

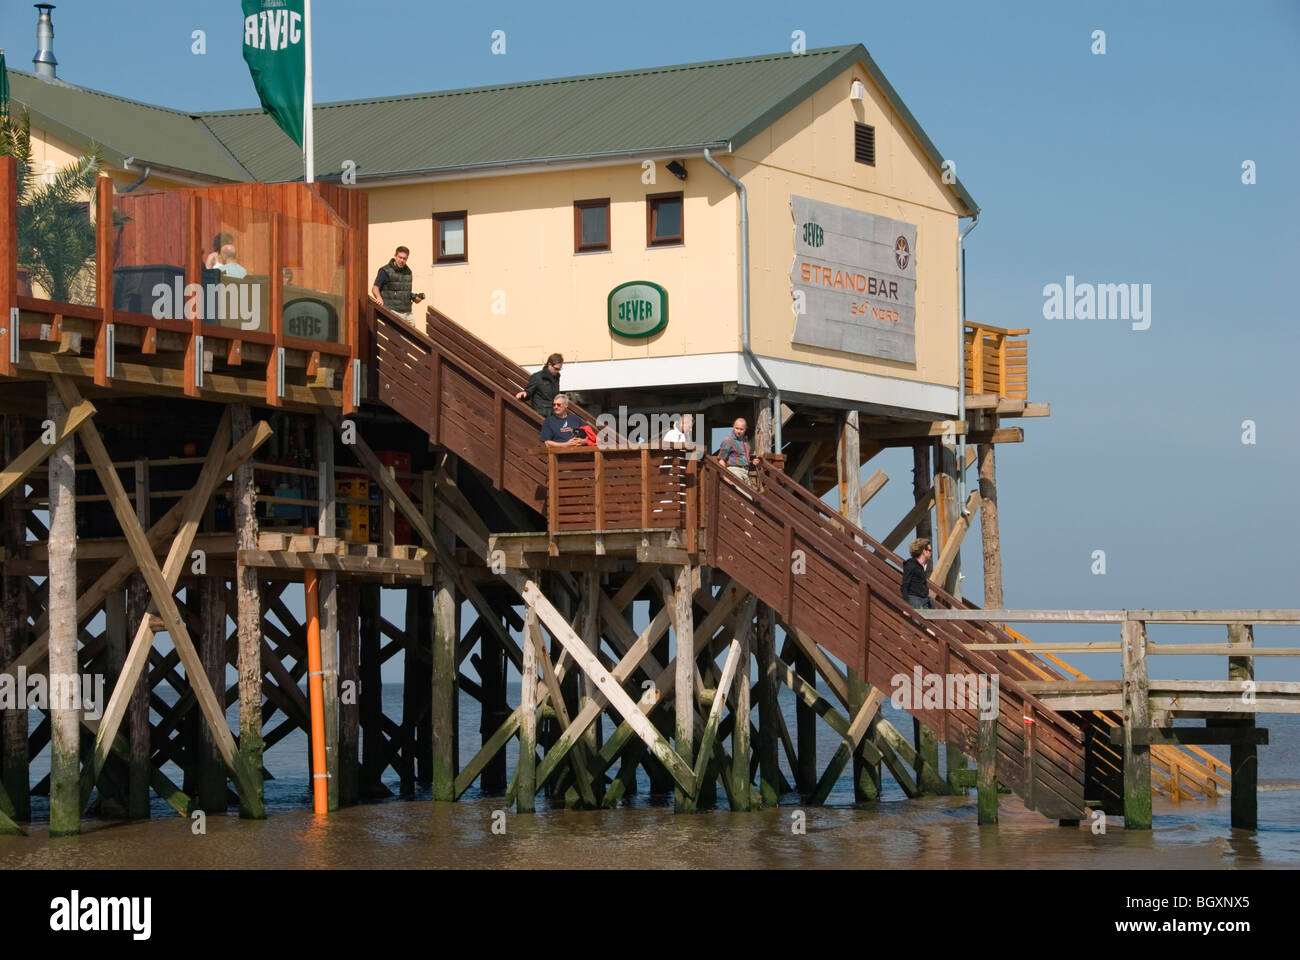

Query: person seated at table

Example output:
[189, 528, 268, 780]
[540, 394, 586, 446]
[216, 243, 248, 278]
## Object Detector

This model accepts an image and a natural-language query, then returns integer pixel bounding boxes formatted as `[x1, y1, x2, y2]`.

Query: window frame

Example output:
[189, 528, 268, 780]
[432, 210, 468, 264]
[646, 191, 684, 247]
[573, 198, 611, 253]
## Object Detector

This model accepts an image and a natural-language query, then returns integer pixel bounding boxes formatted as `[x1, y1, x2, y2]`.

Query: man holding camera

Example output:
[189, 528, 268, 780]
[371, 245, 425, 323]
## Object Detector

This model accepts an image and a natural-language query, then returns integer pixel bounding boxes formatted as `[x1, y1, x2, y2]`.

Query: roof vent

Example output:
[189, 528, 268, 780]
[33, 3, 58, 81]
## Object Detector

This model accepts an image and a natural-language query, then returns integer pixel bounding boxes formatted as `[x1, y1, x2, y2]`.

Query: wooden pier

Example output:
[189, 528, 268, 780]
[0, 163, 1281, 839]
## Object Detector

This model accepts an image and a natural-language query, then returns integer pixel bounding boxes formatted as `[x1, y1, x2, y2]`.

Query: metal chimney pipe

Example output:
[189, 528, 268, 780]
[33, 4, 58, 80]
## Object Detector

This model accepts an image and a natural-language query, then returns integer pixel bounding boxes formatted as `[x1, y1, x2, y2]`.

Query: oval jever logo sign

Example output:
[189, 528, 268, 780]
[607, 281, 668, 338]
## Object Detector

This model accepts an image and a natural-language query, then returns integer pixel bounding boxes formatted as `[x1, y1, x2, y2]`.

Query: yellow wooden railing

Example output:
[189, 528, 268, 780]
[965, 322, 1029, 399]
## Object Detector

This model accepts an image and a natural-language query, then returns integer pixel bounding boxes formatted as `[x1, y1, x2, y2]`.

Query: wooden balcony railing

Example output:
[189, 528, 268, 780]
[965, 322, 1028, 399]
[0, 158, 367, 412]
[537, 444, 705, 552]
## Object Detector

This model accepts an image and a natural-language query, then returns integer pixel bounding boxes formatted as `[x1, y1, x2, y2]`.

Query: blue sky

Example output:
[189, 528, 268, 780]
[4, 1, 1296, 681]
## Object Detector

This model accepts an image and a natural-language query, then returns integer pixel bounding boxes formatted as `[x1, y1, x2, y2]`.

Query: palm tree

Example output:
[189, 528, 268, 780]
[1, 108, 106, 303]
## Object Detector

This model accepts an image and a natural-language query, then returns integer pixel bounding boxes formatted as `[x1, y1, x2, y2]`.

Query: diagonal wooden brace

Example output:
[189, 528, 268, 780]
[514, 574, 697, 797]
[49, 377, 267, 814]
[0, 399, 97, 500]
[810, 688, 884, 804]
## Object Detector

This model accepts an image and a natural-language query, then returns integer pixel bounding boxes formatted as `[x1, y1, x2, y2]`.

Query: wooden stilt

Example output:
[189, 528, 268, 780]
[358, 583, 386, 796]
[977, 710, 998, 824]
[46, 383, 80, 837]
[580, 570, 602, 760]
[517, 601, 539, 813]
[1227, 624, 1256, 830]
[1, 415, 31, 822]
[752, 599, 780, 806]
[673, 564, 696, 813]
[793, 645, 817, 796]
[127, 458, 151, 818]
[645, 587, 673, 794]
[400, 586, 420, 796]
[232, 404, 264, 819]
[976, 413, 1003, 610]
[197, 577, 227, 813]
[431, 570, 457, 801]
[933, 439, 962, 600]
[479, 606, 508, 795]
[99, 591, 129, 818]
[314, 416, 340, 811]
[337, 581, 360, 806]
[730, 598, 754, 811]
[1121, 618, 1151, 830]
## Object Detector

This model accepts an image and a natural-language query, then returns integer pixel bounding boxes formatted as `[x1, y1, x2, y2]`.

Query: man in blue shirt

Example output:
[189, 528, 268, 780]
[540, 394, 586, 446]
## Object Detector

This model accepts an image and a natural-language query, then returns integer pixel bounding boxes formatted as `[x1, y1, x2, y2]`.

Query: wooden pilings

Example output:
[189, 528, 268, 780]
[430, 526, 458, 801]
[315, 416, 340, 810]
[673, 563, 696, 813]
[1227, 624, 1256, 830]
[517, 603, 539, 813]
[337, 582, 360, 806]
[1, 415, 31, 823]
[46, 383, 80, 836]
[1121, 618, 1152, 830]
[753, 599, 780, 806]
[977, 710, 998, 824]
[358, 582, 385, 796]
[197, 577, 227, 813]
[232, 404, 265, 819]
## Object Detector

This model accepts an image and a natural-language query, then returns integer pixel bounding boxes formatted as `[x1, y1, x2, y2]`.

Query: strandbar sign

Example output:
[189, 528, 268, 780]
[608, 281, 668, 338]
[790, 195, 917, 363]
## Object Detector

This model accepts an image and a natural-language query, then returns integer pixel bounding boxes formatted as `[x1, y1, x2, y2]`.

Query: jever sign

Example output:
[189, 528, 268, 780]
[608, 281, 668, 338]
[789, 195, 917, 363]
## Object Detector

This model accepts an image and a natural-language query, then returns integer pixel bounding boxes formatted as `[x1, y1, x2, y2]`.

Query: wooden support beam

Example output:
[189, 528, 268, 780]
[859, 469, 888, 507]
[126, 459, 151, 819]
[7, 418, 271, 676]
[752, 598, 780, 806]
[1121, 619, 1152, 830]
[337, 581, 360, 806]
[528, 610, 597, 807]
[518, 575, 697, 798]
[672, 563, 696, 812]
[976, 412, 1004, 610]
[809, 688, 883, 805]
[45, 383, 79, 837]
[517, 603, 539, 813]
[977, 710, 998, 824]
[930, 490, 981, 589]
[1227, 624, 1256, 831]
[1, 414, 32, 822]
[0, 400, 96, 500]
[63, 397, 262, 816]
[695, 639, 743, 790]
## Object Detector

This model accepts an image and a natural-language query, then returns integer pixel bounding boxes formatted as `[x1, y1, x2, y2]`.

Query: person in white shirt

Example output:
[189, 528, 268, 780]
[661, 413, 693, 444]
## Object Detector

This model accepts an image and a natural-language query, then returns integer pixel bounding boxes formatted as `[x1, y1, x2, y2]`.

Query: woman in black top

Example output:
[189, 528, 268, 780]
[901, 538, 933, 609]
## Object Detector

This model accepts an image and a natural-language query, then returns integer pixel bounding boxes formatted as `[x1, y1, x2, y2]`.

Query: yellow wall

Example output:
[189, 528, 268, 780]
[366, 165, 740, 367]
[737, 64, 966, 388]
[366, 60, 967, 391]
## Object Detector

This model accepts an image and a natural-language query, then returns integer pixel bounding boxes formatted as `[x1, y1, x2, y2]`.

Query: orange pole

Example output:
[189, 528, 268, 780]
[303, 527, 328, 814]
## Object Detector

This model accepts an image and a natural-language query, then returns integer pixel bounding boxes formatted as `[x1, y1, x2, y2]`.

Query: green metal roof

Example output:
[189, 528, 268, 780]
[4, 68, 252, 182]
[3, 45, 978, 215]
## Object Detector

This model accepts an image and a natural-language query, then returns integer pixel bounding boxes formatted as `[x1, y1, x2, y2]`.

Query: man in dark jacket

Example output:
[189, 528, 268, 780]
[900, 538, 933, 608]
[517, 353, 564, 416]
[370, 246, 425, 322]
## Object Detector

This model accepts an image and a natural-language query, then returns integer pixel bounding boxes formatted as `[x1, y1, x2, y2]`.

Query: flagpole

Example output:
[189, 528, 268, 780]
[303, 0, 314, 183]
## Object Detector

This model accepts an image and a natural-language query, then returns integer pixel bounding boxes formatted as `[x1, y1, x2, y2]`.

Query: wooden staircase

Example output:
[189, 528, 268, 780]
[365, 304, 1223, 815]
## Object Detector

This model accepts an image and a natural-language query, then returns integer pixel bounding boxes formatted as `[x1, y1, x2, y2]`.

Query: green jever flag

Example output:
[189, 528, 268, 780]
[241, 0, 306, 147]
[1, 50, 9, 119]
